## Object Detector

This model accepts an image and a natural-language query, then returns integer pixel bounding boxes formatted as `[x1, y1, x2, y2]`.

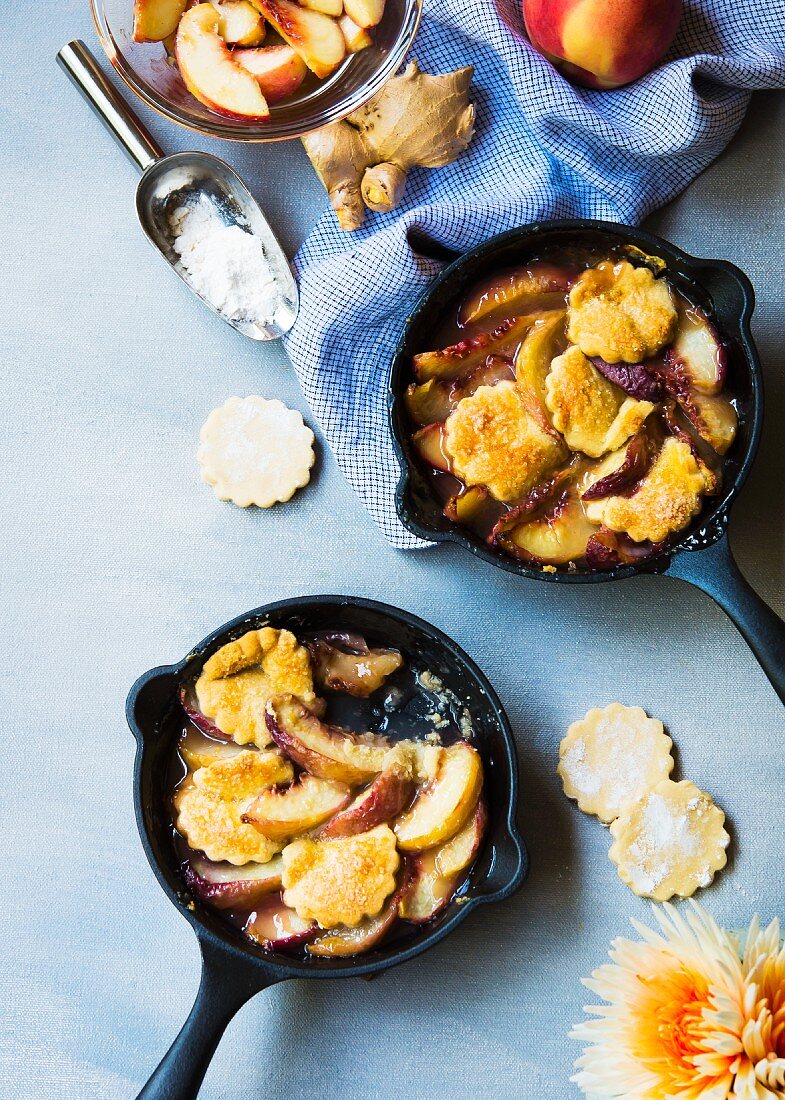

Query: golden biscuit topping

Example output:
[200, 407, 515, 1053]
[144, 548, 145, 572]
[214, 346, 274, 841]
[568, 260, 677, 363]
[444, 381, 565, 502]
[583, 436, 715, 543]
[282, 825, 400, 928]
[175, 750, 292, 865]
[196, 628, 320, 748]
[545, 346, 653, 457]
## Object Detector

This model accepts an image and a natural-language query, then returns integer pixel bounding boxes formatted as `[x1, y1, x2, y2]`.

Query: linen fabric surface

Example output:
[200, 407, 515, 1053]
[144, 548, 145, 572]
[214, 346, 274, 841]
[283, 0, 785, 548]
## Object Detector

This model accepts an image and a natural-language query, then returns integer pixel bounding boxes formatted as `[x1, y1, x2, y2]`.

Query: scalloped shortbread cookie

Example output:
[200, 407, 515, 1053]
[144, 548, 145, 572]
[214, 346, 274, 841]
[608, 778, 729, 901]
[545, 346, 653, 458]
[583, 436, 716, 543]
[443, 381, 565, 502]
[196, 627, 321, 748]
[558, 703, 674, 824]
[568, 260, 677, 363]
[282, 825, 399, 928]
[198, 395, 315, 508]
[175, 750, 292, 865]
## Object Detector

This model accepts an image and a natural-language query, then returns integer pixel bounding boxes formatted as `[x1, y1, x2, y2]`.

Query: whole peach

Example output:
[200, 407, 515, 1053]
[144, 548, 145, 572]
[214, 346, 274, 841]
[522, 0, 683, 89]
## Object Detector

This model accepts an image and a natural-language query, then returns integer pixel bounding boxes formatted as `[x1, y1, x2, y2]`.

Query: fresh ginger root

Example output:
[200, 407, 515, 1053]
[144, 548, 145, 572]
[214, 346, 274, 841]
[301, 61, 475, 231]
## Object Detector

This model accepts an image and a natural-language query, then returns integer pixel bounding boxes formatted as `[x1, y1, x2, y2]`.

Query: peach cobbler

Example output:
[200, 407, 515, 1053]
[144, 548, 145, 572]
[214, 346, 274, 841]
[172, 628, 487, 955]
[406, 255, 738, 570]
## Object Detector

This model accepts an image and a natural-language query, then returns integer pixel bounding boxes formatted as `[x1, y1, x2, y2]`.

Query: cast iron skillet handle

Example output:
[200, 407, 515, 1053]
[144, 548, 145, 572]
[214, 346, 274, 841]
[666, 532, 785, 706]
[137, 937, 282, 1100]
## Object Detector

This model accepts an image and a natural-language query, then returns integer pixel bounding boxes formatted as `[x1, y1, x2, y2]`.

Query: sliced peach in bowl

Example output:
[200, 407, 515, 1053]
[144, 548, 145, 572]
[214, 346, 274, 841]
[176, 3, 270, 121]
[248, 0, 346, 79]
[235, 44, 308, 102]
[133, 0, 187, 43]
[185, 854, 283, 909]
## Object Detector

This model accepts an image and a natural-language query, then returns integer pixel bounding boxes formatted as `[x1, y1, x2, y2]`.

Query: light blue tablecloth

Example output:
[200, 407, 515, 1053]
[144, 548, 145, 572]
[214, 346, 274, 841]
[1, 6, 783, 1098]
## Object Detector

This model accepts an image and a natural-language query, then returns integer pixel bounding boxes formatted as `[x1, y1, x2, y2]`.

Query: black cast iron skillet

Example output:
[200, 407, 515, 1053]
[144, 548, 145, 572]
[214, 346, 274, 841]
[126, 595, 526, 1099]
[390, 220, 785, 706]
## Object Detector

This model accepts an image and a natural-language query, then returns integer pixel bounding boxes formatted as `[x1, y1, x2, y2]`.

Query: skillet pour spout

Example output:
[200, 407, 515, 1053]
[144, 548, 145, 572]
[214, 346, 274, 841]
[126, 596, 527, 1099]
[389, 220, 785, 706]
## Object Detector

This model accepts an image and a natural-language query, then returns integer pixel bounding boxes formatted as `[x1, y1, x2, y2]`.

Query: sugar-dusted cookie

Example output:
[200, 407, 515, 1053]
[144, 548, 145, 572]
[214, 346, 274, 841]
[196, 627, 322, 748]
[583, 436, 716, 544]
[568, 260, 677, 364]
[608, 778, 729, 902]
[197, 395, 315, 508]
[175, 749, 293, 865]
[443, 382, 566, 503]
[545, 346, 653, 458]
[558, 703, 674, 824]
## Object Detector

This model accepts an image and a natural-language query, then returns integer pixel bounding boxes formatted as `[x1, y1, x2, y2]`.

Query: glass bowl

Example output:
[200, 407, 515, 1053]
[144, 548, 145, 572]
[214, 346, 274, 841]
[91, 0, 422, 141]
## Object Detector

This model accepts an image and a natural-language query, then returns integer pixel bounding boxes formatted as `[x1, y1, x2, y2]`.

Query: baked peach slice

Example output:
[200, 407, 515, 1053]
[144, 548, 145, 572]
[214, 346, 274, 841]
[667, 306, 727, 395]
[459, 263, 572, 326]
[514, 309, 567, 436]
[179, 727, 246, 771]
[185, 854, 283, 909]
[235, 44, 308, 102]
[394, 741, 482, 851]
[398, 850, 459, 923]
[242, 775, 351, 839]
[244, 893, 317, 950]
[434, 796, 487, 876]
[320, 758, 414, 837]
[214, 0, 266, 44]
[301, 0, 342, 15]
[176, 4, 270, 121]
[248, 0, 346, 79]
[133, 0, 187, 42]
[307, 636, 403, 697]
[180, 685, 232, 740]
[411, 423, 450, 472]
[266, 695, 389, 783]
[413, 315, 533, 383]
[308, 890, 400, 957]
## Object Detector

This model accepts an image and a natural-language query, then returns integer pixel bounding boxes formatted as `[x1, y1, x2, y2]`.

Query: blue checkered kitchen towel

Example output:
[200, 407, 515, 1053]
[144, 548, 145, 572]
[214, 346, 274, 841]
[283, 0, 785, 548]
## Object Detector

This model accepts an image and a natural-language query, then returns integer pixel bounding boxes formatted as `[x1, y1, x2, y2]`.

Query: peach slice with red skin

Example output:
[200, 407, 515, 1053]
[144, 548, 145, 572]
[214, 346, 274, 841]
[242, 775, 351, 839]
[185, 854, 283, 909]
[176, 4, 270, 121]
[413, 316, 533, 383]
[459, 264, 572, 326]
[307, 638, 403, 697]
[133, 0, 187, 42]
[394, 741, 482, 851]
[244, 893, 317, 950]
[320, 763, 414, 838]
[398, 850, 459, 923]
[667, 305, 727, 396]
[248, 0, 346, 79]
[180, 685, 232, 741]
[405, 356, 515, 427]
[266, 695, 389, 783]
[235, 44, 308, 102]
[412, 423, 450, 473]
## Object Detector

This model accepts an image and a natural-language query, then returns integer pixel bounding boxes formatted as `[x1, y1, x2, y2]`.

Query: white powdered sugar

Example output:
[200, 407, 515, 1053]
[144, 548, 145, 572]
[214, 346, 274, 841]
[627, 791, 699, 893]
[169, 198, 282, 325]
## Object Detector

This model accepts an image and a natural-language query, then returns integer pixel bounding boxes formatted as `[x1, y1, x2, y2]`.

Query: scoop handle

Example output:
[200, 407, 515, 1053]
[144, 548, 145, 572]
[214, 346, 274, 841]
[667, 532, 785, 706]
[57, 40, 163, 172]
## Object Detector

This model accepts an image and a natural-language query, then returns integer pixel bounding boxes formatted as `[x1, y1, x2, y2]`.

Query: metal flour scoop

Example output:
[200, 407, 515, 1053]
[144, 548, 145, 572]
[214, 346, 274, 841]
[57, 40, 298, 341]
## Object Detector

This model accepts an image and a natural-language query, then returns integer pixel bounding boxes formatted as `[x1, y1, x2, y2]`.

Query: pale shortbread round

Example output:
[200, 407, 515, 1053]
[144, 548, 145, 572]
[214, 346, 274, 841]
[197, 395, 315, 508]
[558, 703, 674, 824]
[608, 778, 729, 902]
